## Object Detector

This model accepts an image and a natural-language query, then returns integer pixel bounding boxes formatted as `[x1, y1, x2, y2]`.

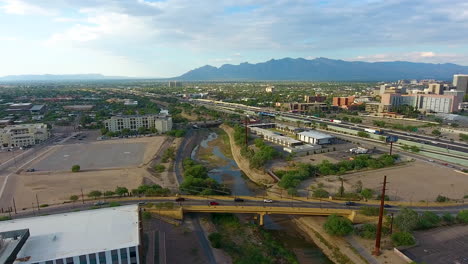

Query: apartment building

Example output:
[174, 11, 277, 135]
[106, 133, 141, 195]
[104, 114, 172, 133]
[0, 123, 49, 147]
[381, 92, 463, 113]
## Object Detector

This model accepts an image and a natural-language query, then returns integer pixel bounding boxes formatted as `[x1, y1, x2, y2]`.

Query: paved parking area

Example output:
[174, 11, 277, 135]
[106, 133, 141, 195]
[31, 142, 146, 171]
[401, 225, 468, 264]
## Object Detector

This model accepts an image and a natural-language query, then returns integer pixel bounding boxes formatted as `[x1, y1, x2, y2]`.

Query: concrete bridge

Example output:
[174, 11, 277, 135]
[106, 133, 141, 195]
[145, 205, 356, 225]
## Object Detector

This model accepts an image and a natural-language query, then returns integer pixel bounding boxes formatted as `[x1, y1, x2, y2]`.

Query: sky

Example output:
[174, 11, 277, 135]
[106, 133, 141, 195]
[0, 0, 468, 77]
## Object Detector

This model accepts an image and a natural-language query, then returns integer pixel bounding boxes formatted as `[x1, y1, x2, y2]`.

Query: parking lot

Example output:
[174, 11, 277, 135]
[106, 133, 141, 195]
[30, 141, 147, 171]
[401, 225, 468, 264]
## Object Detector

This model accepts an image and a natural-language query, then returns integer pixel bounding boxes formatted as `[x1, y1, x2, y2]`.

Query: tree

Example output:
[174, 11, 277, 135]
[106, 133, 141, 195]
[104, 191, 115, 197]
[88, 190, 102, 199]
[457, 210, 468, 223]
[71, 165, 81, 172]
[391, 232, 415, 247]
[138, 126, 147, 135]
[356, 223, 377, 239]
[154, 164, 165, 173]
[360, 188, 374, 201]
[208, 232, 223, 248]
[395, 208, 419, 232]
[323, 214, 354, 236]
[435, 195, 449, 202]
[353, 180, 363, 193]
[431, 129, 441, 136]
[115, 186, 129, 197]
[69, 195, 79, 202]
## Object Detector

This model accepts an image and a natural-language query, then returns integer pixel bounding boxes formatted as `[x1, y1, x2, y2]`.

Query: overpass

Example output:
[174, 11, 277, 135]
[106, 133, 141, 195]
[146, 205, 356, 225]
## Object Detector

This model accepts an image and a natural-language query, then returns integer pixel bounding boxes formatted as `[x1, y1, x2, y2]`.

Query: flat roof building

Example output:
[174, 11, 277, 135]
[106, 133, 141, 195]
[104, 114, 172, 133]
[453, 74, 468, 93]
[0, 123, 49, 147]
[298, 130, 335, 145]
[0, 205, 140, 264]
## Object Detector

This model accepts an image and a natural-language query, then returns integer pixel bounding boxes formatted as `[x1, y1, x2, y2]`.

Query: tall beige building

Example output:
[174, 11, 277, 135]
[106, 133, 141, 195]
[104, 115, 172, 133]
[0, 123, 49, 147]
[453, 74, 468, 93]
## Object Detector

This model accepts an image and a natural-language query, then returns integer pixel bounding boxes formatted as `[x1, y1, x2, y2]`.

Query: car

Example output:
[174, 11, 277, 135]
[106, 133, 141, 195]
[234, 198, 244, 202]
[138, 202, 147, 205]
[263, 199, 273, 203]
[93, 201, 108, 206]
[175, 197, 186, 202]
[345, 201, 356, 206]
[384, 204, 392, 208]
[26, 168, 35, 172]
[209, 201, 219, 206]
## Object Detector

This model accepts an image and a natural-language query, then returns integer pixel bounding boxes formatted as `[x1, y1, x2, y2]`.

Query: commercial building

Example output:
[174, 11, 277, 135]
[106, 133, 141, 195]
[276, 102, 328, 113]
[0, 205, 141, 264]
[453, 74, 468, 93]
[104, 114, 172, 133]
[332, 96, 355, 108]
[297, 131, 335, 145]
[265, 86, 275, 93]
[365, 102, 392, 113]
[63, 105, 95, 111]
[249, 126, 302, 147]
[427, 83, 443, 95]
[304, 95, 326, 103]
[0, 123, 49, 147]
[168, 81, 182, 87]
[6, 103, 32, 112]
[124, 99, 138, 106]
[29, 105, 46, 115]
[381, 92, 463, 113]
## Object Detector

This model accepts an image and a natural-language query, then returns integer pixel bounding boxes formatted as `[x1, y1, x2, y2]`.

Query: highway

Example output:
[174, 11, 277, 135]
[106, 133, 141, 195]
[188, 99, 468, 153]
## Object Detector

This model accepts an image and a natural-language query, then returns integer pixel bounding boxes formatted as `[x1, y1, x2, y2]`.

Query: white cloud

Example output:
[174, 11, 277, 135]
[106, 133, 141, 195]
[351, 51, 468, 65]
[0, 0, 55, 15]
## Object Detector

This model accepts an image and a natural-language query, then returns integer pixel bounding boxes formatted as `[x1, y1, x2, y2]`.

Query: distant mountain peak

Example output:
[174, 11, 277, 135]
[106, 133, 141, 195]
[176, 57, 468, 81]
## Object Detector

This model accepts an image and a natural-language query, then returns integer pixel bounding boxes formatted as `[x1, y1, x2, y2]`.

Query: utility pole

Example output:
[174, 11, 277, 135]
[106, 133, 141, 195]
[81, 188, 85, 204]
[373, 175, 387, 256]
[244, 116, 249, 147]
[36, 194, 40, 211]
[12, 198, 17, 214]
[389, 213, 394, 234]
[389, 141, 393, 155]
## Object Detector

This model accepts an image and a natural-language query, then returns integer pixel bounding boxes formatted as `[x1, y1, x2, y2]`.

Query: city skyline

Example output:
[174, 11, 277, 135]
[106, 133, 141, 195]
[1, 0, 468, 77]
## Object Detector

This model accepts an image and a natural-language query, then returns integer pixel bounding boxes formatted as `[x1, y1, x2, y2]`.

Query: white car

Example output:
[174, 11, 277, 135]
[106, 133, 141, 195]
[263, 199, 273, 203]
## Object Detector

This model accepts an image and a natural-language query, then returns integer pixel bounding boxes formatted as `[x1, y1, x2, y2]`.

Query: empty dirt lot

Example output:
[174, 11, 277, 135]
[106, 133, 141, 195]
[308, 160, 468, 202]
[10, 136, 170, 208]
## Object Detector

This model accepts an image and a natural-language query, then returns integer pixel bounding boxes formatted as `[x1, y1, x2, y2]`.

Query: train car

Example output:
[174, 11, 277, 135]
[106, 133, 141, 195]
[364, 128, 384, 135]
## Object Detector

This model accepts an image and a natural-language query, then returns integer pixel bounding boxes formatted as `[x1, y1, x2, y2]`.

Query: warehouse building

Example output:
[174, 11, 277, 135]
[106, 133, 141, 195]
[249, 127, 302, 147]
[0, 205, 141, 264]
[298, 130, 335, 145]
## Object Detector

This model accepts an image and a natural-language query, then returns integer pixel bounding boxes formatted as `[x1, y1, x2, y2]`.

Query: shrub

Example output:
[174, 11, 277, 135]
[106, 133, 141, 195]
[323, 214, 354, 236]
[142, 211, 151, 220]
[39, 204, 49, 208]
[356, 224, 377, 239]
[154, 164, 165, 173]
[417, 211, 441, 229]
[109, 202, 121, 207]
[435, 195, 449, 203]
[312, 188, 329, 198]
[360, 206, 382, 216]
[0, 216, 12, 221]
[394, 208, 419, 232]
[208, 232, 223, 248]
[442, 213, 455, 224]
[71, 164, 80, 172]
[391, 232, 415, 247]
[87, 190, 102, 199]
[69, 195, 79, 202]
[457, 210, 468, 223]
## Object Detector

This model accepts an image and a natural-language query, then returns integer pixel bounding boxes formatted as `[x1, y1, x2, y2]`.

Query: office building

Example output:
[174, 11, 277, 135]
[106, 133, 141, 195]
[298, 131, 335, 145]
[104, 114, 172, 133]
[29, 105, 47, 115]
[427, 83, 443, 94]
[168, 81, 182, 87]
[0, 123, 49, 147]
[276, 102, 328, 113]
[453, 74, 468, 93]
[381, 91, 463, 113]
[332, 96, 355, 108]
[304, 95, 326, 103]
[265, 86, 275, 93]
[0, 205, 141, 264]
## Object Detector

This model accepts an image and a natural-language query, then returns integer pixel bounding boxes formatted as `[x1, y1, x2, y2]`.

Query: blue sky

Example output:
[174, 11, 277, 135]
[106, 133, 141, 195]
[0, 0, 467, 77]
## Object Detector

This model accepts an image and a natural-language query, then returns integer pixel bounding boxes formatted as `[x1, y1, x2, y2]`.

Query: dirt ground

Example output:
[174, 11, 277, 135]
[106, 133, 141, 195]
[12, 136, 170, 208]
[307, 160, 468, 202]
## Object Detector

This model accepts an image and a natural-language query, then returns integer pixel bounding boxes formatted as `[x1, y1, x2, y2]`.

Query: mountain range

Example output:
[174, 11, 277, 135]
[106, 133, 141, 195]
[2, 58, 468, 81]
[176, 57, 468, 81]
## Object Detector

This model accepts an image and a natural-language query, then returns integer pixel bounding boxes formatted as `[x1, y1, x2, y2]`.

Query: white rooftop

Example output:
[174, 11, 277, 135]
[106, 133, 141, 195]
[0, 205, 139, 264]
[298, 130, 334, 140]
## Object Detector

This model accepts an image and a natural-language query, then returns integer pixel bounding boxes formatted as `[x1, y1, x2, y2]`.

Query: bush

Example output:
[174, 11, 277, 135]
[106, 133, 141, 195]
[40, 204, 49, 208]
[69, 195, 79, 202]
[395, 208, 419, 232]
[87, 190, 102, 199]
[109, 202, 121, 207]
[0, 216, 11, 221]
[312, 188, 329, 198]
[71, 164, 80, 172]
[417, 211, 440, 230]
[208, 232, 223, 248]
[154, 164, 165, 173]
[391, 232, 415, 247]
[435, 195, 449, 203]
[360, 206, 382, 216]
[442, 213, 455, 224]
[357, 131, 370, 138]
[142, 211, 151, 220]
[356, 223, 377, 239]
[457, 210, 468, 223]
[323, 214, 354, 236]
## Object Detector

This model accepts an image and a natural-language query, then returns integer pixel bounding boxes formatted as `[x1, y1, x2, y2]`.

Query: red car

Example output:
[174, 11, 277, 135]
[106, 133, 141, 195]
[209, 201, 219, 206]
